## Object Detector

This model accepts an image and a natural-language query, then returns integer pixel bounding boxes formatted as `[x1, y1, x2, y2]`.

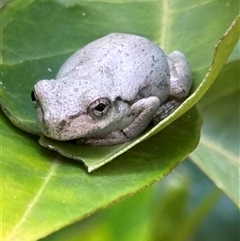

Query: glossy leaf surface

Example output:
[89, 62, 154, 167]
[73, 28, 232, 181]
[0, 0, 239, 170]
[2, 105, 201, 240]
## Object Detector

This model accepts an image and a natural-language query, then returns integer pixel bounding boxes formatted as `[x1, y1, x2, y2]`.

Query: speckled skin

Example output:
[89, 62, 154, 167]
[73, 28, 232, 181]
[32, 33, 192, 146]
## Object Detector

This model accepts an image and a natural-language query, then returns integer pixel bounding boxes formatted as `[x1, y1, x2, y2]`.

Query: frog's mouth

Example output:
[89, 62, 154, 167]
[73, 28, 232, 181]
[38, 113, 111, 141]
[39, 109, 135, 142]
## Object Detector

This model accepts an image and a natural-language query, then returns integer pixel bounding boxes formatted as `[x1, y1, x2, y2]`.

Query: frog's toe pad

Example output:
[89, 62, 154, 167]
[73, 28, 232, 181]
[152, 100, 181, 124]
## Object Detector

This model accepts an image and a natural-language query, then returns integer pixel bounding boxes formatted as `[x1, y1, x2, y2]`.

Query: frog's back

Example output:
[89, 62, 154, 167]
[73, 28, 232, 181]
[57, 33, 170, 102]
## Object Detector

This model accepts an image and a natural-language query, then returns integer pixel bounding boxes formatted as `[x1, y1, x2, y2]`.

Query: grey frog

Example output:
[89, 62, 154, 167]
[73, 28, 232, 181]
[31, 33, 192, 146]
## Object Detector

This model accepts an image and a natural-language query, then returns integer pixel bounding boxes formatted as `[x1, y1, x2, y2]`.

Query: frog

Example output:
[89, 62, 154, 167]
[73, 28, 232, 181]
[31, 33, 192, 146]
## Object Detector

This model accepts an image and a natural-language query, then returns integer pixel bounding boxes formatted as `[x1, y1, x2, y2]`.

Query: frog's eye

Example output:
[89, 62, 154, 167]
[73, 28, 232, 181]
[31, 91, 37, 102]
[88, 98, 112, 118]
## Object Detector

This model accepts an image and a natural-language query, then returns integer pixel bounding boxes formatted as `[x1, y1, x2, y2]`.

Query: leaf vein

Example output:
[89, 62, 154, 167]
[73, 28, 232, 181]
[200, 136, 238, 166]
[159, 0, 169, 49]
[7, 160, 60, 240]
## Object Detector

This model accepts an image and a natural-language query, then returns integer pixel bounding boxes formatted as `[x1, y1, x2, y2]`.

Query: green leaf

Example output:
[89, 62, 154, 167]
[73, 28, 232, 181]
[0, 0, 239, 170]
[1, 1, 239, 239]
[1, 105, 201, 241]
[190, 59, 240, 207]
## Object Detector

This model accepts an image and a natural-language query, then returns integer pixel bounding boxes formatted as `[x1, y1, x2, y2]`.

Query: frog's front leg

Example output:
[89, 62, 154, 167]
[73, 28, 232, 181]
[153, 51, 192, 124]
[80, 97, 160, 146]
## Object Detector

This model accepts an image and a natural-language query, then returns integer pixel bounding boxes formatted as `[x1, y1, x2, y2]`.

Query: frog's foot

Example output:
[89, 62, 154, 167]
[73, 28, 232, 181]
[167, 51, 192, 99]
[77, 131, 129, 146]
[152, 99, 181, 125]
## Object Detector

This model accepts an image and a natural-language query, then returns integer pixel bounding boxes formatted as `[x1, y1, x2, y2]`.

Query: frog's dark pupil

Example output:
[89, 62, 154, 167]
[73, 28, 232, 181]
[31, 91, 36, 101]
[95, 103, 106, 112]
